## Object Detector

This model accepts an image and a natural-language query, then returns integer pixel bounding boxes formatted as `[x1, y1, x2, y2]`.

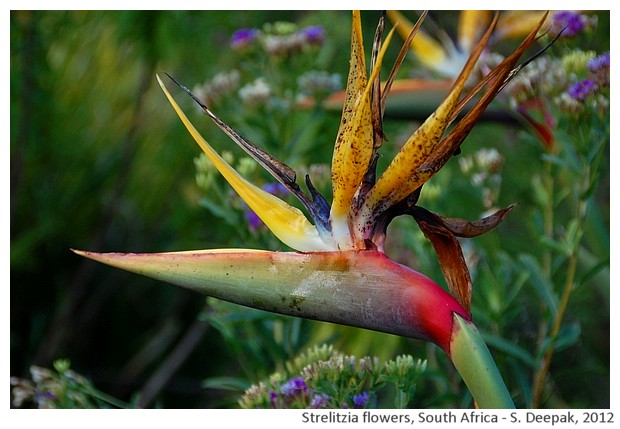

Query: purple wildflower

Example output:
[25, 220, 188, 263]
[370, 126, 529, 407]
[230, 28, 260, 50]
[309, 393, 330, 408]
[301, 25, 325, 46]
[269, 390, 279, 407]
[262, 182, 289, 197]
[552, 11, 587, 37]
[588, 52, 610, 73]
[352, 391, 370, 408]
[588, 52, 610, 87]
[567, 79, 596, 101]
[280, 377, 308, 397]
[244, 209, 262, 230]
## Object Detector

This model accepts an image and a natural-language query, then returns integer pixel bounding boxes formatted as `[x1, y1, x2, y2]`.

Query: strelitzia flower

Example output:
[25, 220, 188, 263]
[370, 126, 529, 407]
[73, 11, 547, 408]
[387, 10, 549, 79]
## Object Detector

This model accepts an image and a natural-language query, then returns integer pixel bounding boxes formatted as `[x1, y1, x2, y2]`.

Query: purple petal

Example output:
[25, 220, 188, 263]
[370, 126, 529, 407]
[231, 28, 260, 49]
[567, 79, 596, 101]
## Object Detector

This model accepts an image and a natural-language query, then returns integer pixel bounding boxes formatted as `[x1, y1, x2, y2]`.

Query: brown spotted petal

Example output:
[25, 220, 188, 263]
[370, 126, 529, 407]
[354, 14, 498, 240]
[405, 14, 548, 196]
[410, 206, 473, 314]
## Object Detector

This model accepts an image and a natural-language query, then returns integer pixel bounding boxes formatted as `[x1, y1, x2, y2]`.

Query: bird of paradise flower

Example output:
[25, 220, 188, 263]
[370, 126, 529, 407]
[73, 11, 547, 408]
[387, 10, 549, 79]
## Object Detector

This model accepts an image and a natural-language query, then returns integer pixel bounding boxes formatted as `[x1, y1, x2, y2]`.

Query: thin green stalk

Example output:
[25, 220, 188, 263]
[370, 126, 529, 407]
[530, 157, 555, 407]
[394, 389, 409, 409]
[531, 164, 589, 407]
[541, 159, 555, 276]
[531, 244, 579, 406]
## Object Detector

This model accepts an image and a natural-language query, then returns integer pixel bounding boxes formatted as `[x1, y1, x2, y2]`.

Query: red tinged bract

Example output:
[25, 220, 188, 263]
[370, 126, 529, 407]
[73, 249, 468, 354]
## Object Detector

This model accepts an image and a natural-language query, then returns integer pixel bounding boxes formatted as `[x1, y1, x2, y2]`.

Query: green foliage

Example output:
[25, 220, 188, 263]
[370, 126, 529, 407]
[10, 10, 609, 408]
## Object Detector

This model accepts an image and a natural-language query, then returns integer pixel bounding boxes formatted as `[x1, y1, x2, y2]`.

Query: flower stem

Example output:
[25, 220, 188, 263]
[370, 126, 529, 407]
[450, 314, 515, 408]
[530, 156, 555, 406]
[541, 160, 555, 276]
[531, 190, 588, 407]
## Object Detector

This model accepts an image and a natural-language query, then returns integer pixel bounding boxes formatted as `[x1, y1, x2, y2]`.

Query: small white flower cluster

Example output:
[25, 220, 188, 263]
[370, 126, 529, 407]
[259, 23, 325, 57]
[10, 360, 96, 408]
[192, 69, 241, 107]
[506, 49, 609, 116]
[261, 32, 307, 56]
[231, 21, 326, 58]
[297, 70, 342, 99]
[297, 163, 332, 193]
[459, 148, 504, 210]
[506, 57, 567, 109]
[238, 77, 272, 105]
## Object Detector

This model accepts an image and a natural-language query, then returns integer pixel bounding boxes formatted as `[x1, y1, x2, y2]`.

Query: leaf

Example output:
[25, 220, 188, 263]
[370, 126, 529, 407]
[531, 174, 550, 208]
[498, 252, 531, 307]
[563, 218, 583, 253]
[540, 153, 574, 171]
[554, 323, 582, 352]
[518, 253, 558, 316]
[577, 257, 610, 288]
[507, 359, 533, 407]
[539, 323, 582, 355]
[539, 235, 571, 256]
[202, 376, 250, 392]
[481, 332, 537, 368]
[198, 198, 237, 227]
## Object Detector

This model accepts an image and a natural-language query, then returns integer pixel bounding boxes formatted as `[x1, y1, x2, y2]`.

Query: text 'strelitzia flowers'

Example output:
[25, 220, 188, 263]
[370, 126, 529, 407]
[74, 11, 547, 408]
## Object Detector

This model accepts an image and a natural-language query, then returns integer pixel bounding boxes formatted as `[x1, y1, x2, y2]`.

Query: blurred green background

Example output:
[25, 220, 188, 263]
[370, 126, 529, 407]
[11, 10, 609, 408]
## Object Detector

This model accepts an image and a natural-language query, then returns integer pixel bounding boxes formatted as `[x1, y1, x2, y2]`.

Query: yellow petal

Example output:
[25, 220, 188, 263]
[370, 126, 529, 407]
[387, 10, 446, 68]
[457, 10, 491, 52]
[495, 11, 549, 41]
[359, 17, 493, 227]
[329, 12, 395, 248]
[361, 72, 464, 218]
[329, 11, 366, 248]
[157, 75, 333, 252]
[330, 11, 366, 217]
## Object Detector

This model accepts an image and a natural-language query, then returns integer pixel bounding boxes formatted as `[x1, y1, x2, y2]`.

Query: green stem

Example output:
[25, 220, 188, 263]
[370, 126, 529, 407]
[394, 389, 409, 409]
[531, 192, 587, 407]
[541, 160, 555, 276]
[531, 158, 555, 407]
[450, 314, 515, 408]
